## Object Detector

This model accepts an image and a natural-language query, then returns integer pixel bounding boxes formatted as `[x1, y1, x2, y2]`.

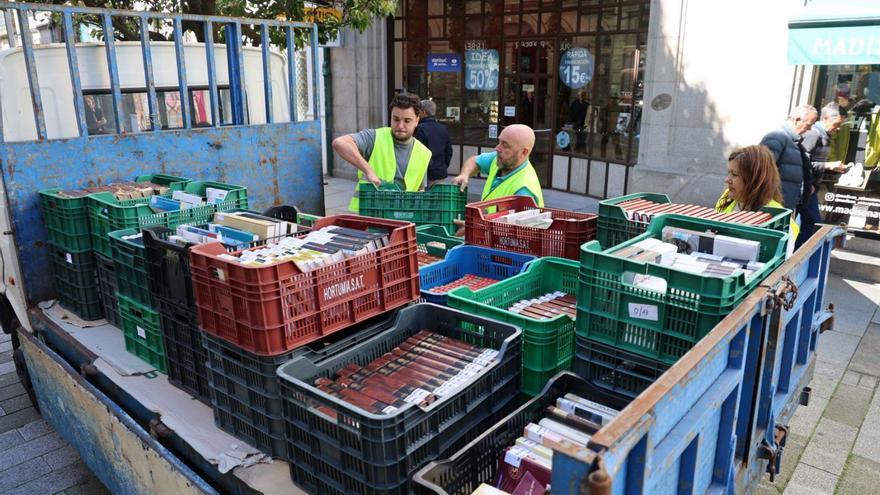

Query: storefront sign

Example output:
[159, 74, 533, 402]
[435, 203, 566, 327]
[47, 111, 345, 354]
[465, 49, 499, 91]
[820, 189, 880, 236]
[788, 25, 880, 65]
[559, 47, 594, 89]
[556, 130, 571, 150]
[427, 53, 462, 73]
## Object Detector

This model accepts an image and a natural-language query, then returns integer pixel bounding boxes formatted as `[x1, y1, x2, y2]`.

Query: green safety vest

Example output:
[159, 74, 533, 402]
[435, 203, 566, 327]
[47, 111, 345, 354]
[715, 190, 799, 240]
[865, 112, 879, 169]
[348, 128, 431, 212]
[481, 157, 545, 207]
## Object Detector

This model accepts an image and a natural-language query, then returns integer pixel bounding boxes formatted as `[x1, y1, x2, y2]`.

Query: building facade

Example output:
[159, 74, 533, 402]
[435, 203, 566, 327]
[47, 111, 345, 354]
[328, 0, 877, 222]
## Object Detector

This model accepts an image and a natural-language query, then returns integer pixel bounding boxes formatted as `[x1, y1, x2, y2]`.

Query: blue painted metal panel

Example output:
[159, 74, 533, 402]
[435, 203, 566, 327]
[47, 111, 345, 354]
[140, 15, 161, 133]
[62, 12, 88, 138]
[261, 23, 274, 123]
[551, 228, 841, 494]
[204, 22, 220, 126]
[102, 13, 125, 134]
[0, 121, 324, 304]
[173, 18, 192, 129]
[16, 8, 46, 140]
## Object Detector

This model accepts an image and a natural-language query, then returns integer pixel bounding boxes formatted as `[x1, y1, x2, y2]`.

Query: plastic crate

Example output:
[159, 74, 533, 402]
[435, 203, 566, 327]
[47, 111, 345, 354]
[447, 257, 578, 396]
[412, 372, 631, 495]
[419, 246, 535, 305]
[88, 180, 248, 257]
[597, 192, 792, 248]
[577, 214, 788, 365]
[143, 206, 306, 313]
[37, 174, 190, 254]
[416, 224, 464, 267]
[205, 311, 400, 457]
[95, 253, 120, 328]
[109, 228, 153, 306]
[464, 195, 597, 260]
[358, 183, 467, 233]
[572, 337, 670, 399]
[190, 214, 421, 355]
[278, 303, 522, 495]
[296, 212, 321, 228]
[157, 300, 210, 403]
[117, 293, 166, 373]
[48, 245, 104, 321]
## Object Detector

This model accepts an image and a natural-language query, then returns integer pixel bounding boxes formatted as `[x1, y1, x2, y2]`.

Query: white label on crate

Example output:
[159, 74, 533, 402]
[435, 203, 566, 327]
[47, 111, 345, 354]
[65, 253, 73, 264]
[627, 303, 658, 321]
[136, 325, 147, 339]
[497, 237, 530, 250]
[322, 274, 365, 302]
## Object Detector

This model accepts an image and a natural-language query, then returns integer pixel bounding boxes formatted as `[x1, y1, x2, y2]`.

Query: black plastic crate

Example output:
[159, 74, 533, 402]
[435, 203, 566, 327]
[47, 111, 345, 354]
[277, 303, 523, 495]
[49, 245, 103, 321]
[573, 337, 671, 399]
[159, 300, 210, 404]
[205, 310, 399, 458]
[413, 372, 631, 495]
[95, 253, 120, 327]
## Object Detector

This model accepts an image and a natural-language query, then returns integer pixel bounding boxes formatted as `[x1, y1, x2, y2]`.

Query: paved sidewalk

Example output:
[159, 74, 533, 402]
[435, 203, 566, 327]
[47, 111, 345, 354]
[0, 332, 110, 495]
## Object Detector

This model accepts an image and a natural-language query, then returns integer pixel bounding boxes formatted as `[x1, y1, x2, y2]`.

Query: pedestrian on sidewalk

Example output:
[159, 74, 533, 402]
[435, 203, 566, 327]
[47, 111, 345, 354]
[415, 99, 453, 188]
[759, 104, 817, 248]
[332, 94, 432, 213]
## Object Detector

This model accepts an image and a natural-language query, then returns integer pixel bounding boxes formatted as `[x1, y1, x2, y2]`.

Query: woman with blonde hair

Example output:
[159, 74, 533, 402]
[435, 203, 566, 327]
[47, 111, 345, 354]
[716, 144, 799, 250]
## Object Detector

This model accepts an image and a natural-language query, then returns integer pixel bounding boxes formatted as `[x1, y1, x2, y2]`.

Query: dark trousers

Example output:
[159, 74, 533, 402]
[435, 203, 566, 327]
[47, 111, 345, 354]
[795, 192, 821, 249]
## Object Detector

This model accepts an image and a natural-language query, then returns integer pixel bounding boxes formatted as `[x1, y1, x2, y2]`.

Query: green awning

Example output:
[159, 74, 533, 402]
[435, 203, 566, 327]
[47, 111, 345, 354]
[789, 0, 880, 65]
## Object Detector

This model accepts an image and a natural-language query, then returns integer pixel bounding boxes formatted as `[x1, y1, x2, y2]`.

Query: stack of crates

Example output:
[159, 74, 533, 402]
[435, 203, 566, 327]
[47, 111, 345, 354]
[187, 214, 422, 458]
[106, 180, 248, 372]
[37, 174, 191, 321]
[448, 257, 580, 396]
[277, 303, 523, 495]
[597, 192, 791, 248]
[574, 214, 788, 398]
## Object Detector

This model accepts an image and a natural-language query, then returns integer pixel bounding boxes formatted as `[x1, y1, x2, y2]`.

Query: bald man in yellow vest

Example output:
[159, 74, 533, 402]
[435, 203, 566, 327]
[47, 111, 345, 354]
[332, 94, 432, 213]
[452, 124, 544, 207]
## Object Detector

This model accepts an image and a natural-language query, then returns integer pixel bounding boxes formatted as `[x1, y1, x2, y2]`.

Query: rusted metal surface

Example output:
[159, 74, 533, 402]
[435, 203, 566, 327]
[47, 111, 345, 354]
[19, 328, 217, 495]
[0, 121, 324, 304]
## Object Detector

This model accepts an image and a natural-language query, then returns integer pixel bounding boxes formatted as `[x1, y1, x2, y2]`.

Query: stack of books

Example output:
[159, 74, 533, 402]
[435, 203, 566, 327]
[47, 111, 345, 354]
[613, 197, 774, 226]
[611, 227, 766, 286]
[149, 187, 233, 212]
[473, 393, 620, 495]
[313, 330, 498, 415]
[489, 208, 554, 229]
[426, 274, 497, 294]
[219, 225, 390, 271]
[55, 181, 171, 200]
[170, 211, 301, 247]
[507, 291, 577, 320]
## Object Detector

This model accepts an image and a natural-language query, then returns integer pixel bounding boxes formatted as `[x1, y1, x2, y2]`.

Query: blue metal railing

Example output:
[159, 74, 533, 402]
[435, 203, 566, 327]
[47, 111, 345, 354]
[1, 2, 319, 141]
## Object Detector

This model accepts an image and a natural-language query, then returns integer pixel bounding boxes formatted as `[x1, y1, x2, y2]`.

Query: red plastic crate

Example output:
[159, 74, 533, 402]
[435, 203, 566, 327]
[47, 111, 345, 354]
[464, 196, 597, 260]
[189, 215, 421, 355]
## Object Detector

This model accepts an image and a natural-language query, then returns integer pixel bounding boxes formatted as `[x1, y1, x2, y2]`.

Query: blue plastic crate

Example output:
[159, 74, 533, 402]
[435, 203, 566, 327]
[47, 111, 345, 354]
[419, 245, 536, 305]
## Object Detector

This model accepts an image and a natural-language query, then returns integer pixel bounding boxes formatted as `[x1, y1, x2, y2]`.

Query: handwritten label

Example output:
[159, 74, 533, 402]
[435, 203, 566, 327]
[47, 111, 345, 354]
[628, 303, 658, 321]
[136, 325, 147, 339]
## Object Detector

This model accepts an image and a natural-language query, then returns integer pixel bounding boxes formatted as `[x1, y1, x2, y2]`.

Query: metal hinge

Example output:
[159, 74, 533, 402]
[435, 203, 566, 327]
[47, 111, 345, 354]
[759, 425, 789, 482]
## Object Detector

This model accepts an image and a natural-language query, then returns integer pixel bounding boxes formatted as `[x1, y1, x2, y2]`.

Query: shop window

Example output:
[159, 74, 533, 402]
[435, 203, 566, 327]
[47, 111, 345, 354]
[428, 0, 444, 16]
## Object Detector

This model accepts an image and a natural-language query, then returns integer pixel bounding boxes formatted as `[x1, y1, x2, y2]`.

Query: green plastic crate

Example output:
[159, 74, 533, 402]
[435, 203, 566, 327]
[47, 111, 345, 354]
[38, 173, 190, 253]
[597, 192, 791, 249]
[577, 214, 788, 365]
[118, 293, 166, 373]
[48, 245, 103, 321]
[448, 257, 578, 396]
[109, 228, 152, 307]
[416, 224, 464, 265]
[89, 180, 248, 257]
[296, 212, 321, 228]
[357, 182, 467, 232]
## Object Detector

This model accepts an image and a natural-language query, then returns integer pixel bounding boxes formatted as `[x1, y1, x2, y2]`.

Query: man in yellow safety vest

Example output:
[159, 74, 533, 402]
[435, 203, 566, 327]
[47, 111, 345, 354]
[333, 93, 432, 213]
[451, 124, 544, 207]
